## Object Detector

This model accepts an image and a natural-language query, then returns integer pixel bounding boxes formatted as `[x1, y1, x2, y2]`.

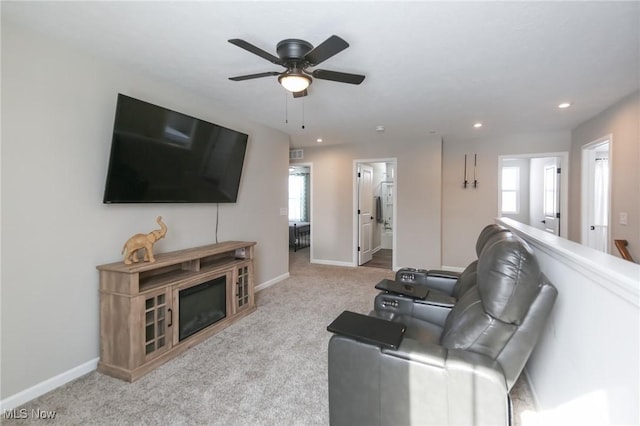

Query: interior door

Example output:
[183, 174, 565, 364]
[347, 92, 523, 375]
[584, 143, 610, 252]
[358, 164, 374, 265]
[541, 159, 560, 235]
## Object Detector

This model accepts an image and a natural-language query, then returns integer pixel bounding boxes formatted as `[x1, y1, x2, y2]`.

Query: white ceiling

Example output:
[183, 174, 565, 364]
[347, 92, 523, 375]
[3, 1, 639, 148]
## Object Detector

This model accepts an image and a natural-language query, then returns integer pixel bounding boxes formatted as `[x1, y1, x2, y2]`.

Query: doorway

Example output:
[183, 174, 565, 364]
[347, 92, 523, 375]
[497, 152, 568, 237]
[353, 159, 397, 269]
[288, 163, 312, 262]
[581, 136, 611, 253]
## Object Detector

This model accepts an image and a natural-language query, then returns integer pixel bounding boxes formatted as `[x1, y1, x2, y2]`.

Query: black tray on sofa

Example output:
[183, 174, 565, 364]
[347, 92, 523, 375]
[375, 278, 430, 300]
[327, 311, 406, 350]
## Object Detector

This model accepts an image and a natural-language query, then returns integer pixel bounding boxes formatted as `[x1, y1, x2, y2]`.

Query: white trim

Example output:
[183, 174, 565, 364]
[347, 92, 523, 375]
[497, 217, 639, 307]
[352, 158, 398, 269]
[580, 135, 612, 251]
[439, 265, 466, 273]
[523, 368, 541, 411]
[311, 259, 355, 268]
[0, 358, 99, 411]
[255, 272, 289, 292]
[497, 152, 569, 238]
[1, 272, 291, 411]
[499, 217, 640, 425]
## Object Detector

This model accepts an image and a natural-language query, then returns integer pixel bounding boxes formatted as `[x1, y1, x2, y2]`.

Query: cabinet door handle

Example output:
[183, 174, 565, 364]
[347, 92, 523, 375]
[168, 308, 173, 327]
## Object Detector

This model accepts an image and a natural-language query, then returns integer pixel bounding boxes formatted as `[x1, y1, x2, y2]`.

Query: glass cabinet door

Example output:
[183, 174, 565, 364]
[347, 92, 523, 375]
[234, 263, 253, 313]
[142, 289, 172, 359]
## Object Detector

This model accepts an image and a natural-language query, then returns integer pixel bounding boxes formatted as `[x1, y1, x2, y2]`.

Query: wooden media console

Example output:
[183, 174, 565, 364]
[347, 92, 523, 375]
[96, 241, 256, 381]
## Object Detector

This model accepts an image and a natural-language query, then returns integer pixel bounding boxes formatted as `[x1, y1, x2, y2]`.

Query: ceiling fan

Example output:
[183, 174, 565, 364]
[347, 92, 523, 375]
[228, 35, 365, 98]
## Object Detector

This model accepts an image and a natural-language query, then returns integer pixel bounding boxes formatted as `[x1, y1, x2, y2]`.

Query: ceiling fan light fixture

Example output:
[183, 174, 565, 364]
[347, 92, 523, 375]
[278, 72, 311, 92]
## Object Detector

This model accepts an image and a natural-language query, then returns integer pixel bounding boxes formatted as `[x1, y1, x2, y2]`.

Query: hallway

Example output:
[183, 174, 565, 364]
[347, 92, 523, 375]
[362, 249, 392, 270]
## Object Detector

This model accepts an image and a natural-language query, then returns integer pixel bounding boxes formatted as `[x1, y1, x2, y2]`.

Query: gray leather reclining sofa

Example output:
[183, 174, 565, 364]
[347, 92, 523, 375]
[328, 231, 558, 426]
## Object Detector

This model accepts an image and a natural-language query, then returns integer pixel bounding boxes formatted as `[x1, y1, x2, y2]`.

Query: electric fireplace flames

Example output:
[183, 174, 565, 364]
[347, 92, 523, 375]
[178, 276, 226, 341]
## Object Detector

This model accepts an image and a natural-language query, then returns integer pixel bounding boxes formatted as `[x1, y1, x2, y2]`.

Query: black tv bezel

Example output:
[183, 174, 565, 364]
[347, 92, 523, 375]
[102, 94, 248, 204]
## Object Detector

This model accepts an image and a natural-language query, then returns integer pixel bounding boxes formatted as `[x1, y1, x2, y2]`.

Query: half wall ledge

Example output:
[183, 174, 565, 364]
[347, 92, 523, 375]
[497, 217, 639, 307]
[497, 217, 639, 426]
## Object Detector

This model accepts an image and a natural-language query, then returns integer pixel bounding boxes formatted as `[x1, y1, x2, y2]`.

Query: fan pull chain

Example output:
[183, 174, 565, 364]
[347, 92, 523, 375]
[284, 91, 289, 124]
[301, 98, 305, 130]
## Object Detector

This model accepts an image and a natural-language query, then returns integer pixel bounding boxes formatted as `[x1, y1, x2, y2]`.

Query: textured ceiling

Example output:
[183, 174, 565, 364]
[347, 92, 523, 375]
[3, 1, 639, 147]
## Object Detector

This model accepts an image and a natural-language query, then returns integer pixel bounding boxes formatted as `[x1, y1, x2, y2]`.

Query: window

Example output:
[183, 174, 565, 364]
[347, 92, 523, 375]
[288, 173, 309, 222]
[501, 166, 520, 214]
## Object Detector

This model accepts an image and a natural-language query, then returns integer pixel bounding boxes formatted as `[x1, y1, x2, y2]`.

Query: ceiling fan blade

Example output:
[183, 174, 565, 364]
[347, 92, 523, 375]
[304, 35, 349, 66]
[229, 71, 280, 81]
[228, 39, 283, 65]
[293, 89, 308, 98]
[312, 69, 365, 85]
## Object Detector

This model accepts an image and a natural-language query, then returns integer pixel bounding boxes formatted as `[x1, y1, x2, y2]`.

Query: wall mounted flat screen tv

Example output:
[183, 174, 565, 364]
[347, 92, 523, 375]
[103, 94, 248, 203]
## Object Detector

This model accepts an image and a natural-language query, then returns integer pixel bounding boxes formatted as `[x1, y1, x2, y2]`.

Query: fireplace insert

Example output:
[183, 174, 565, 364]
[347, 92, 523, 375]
[179, 276, 226, 341]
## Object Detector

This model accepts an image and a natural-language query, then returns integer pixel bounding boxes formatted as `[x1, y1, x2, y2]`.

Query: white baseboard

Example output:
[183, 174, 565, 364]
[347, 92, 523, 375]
[523, 367, 541, 411]
[439, 265, 466, 273]
[254, 272, 289, 292]
[311, 259, 355, 267]
[0, 358, 99, 411]
[2, 272, 289, 411]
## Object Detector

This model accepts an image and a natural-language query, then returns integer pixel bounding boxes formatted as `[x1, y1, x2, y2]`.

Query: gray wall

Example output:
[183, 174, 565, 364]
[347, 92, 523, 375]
[441, 132, 571, 267]
[570, 91, 640, 259]
[294, 136, 442, 270]
[1, 22, 290, 399]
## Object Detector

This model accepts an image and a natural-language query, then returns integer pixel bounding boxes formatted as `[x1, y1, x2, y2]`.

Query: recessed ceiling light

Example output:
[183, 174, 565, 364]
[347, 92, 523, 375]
[558, 102, 572, 109]
[375, 125, 385, 132]
[316, 138, 323, 143]
[473, 122, 483, 128]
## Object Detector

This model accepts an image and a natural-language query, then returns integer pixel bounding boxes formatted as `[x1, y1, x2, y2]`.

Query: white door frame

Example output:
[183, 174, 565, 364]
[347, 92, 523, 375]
[581, 135, 612, 252]
[541, 157, 561, 235]
[497, 152, 569, 238]
[353, 158, 398, 269]
[357, 164, 374, 265]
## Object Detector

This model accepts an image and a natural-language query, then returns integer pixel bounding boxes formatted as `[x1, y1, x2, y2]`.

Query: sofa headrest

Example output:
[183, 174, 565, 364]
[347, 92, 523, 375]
[477, 235, 541, 324]
[475, 224, 511, 257]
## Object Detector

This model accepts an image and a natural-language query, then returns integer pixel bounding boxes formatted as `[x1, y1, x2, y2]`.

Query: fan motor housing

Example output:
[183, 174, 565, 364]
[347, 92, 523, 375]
[277, 39, 313, 62]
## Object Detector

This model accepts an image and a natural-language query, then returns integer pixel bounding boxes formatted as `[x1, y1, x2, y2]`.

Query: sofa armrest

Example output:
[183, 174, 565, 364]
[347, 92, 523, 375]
[374, 292, 454, 327]
[329, 334, 509, 426]
[424, 269, 461, 294]
[427, 269, 461, 280]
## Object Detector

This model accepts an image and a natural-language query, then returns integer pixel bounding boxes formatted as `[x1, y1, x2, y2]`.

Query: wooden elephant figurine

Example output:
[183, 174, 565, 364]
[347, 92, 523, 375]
[122, 216, 168, 265]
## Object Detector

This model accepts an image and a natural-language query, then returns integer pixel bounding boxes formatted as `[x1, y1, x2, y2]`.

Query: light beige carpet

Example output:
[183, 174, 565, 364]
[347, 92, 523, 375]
[4, 250, 535, 425]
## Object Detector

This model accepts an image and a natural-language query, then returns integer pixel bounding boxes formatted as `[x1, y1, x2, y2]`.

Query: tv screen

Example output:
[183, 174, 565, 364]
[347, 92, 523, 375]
[103, 94, 248, 203]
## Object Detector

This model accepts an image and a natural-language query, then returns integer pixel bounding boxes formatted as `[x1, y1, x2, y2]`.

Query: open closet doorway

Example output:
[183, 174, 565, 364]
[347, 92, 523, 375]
[353, 159, 397, 270]
[288, 163, 312, 261]
[581, 136, 611, 253]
